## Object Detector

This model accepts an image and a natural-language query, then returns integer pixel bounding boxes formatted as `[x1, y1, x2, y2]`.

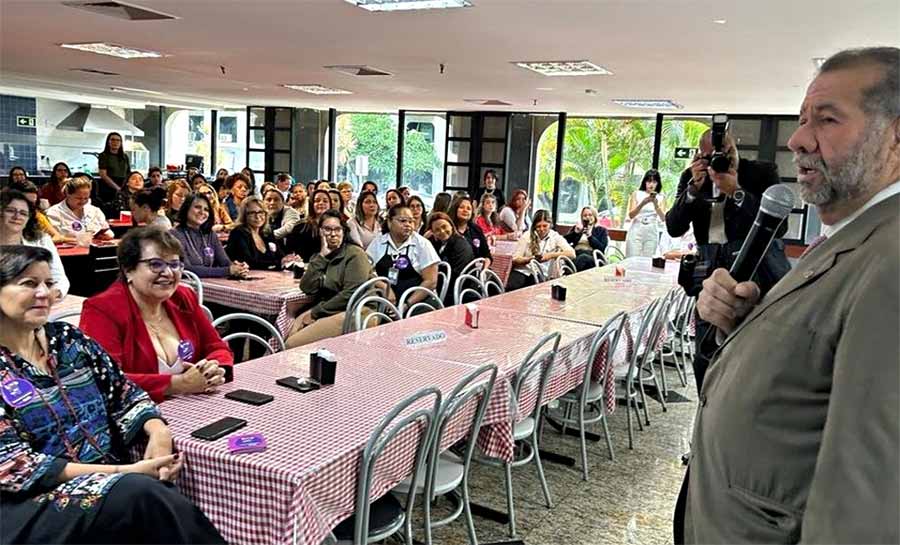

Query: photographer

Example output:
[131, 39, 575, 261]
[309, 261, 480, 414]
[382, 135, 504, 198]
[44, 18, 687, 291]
[666, 119, 790, 389]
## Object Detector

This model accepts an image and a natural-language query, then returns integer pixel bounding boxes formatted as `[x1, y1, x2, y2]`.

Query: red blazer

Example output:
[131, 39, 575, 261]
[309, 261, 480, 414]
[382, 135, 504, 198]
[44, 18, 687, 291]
[80, 280, 234, 402]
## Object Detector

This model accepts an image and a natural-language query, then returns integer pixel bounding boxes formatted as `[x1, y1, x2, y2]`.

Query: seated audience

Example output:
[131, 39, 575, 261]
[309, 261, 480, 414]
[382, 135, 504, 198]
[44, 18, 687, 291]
[289, 182, 309, 220]
[398, 185, 412, 202]
[499, 189, 530, 238]
[190, 173, 207, 192]
[507, 210, 575, 291]
[9, 180, 68, 244]
[38, 161, 71, 206]
[240, 167, 257, 195]
[407, 195, 428, 234]
[274, 173, 292, 200]
[563, 206, 609, 271]
[226, 197, 290, 270]
[286, 210, 373, 348]
[475, 193, 515, 240]
[367, 204, 439, 304]
[1, 190, 69, 297]
[285, 189, 332, 262]
[315, 180, 332, 191]
[80, 228, 233, 402]
[337, 181, 354, 215]
[222, 173, 251, 222]
[426, 211, 474, 305]
[171, 193, 248, 279]
[384, 188, 405, 211]
[448, 195, 492, 267]
[212, 168, 228, 193]
[361, 180, 378, 195]
[328, 189, 350, 222]
[263, 187, 301, 242]
[112, 171, 147, 215]
[347, 190, 380, 249]
[147, 166, 164, 188]
[0, 245, 224, 545]
[195, 182, 233, 233]
[164, 179, 191, 226]
[46, 178, 113, 240]
[131, 187, 172, 230]
[431, 191, 452, 215]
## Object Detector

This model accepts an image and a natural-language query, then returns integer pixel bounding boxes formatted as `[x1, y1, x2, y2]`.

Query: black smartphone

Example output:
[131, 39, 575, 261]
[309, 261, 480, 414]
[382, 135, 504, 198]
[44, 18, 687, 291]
[191, 417, 247, 441]
[225, 389, 274, 406]
[276, 376, 320, 393]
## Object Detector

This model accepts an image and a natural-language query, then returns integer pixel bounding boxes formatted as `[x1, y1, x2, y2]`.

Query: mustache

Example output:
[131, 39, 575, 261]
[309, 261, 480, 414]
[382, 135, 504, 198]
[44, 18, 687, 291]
[793, 153, 827, 171]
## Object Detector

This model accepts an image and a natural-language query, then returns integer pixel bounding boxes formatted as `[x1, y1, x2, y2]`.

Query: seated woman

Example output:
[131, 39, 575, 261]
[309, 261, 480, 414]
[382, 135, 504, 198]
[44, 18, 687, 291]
[288, 182, 309, 221]
[9, 179, 69, 244]
[327, 189, 350, 222]
[131, 186, 172, 230]
[337, 181, 354, 216]
[190, 173, 207, 192]
[262, 187, 301, 242]
[226, 197, 292, 270]
[507, 210, 576, 291]
[426, 212, 474, 305]
[407, 195, 428, 235]
[171, 193, 248, 279]
[38, 162, 71, 206]
[498, 189, 531, 239]
[563, 206, 609, 271]
[80, 227, 233, 402]
[366, 204, 440, 305]
[0, 245, 224, 544]
[347, 190, 380, 249]
[285, 189, 332, 262]
[195, 182, 233, 233]
[46, 178, 113, 240]
[1, 190, 70, 297]
[431, 191, 452, 215]
[286, 210, 373, 348]
[475, 193, 516, 241]
[112, 171, 146, 215]
[447, 196, 492, 268]
[164, 179, 191, 226]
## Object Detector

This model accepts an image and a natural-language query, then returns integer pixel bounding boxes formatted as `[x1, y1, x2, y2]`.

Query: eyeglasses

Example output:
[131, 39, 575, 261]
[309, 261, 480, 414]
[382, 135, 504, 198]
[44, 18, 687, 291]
[245, 211, 267, 217]
[321, 226, 343, 235]
[139, 258, 184, 274]
[2, 207, 30, 218]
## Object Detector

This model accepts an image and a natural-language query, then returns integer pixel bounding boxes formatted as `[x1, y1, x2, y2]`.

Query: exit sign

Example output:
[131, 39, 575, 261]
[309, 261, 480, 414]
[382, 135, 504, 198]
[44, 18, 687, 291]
[16, 116, 36, 128]
[674, 147, 696, 160]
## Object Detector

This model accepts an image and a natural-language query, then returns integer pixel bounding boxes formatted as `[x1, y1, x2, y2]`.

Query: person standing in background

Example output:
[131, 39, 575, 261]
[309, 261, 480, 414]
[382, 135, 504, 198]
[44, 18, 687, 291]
[97, 132, 130, 214]
[626, 169, 666, 257]
[475, 169, 506, 210]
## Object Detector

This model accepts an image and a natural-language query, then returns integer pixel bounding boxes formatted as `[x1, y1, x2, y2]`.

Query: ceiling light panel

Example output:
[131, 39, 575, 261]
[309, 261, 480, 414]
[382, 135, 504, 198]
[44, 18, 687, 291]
[345, 0, 472, 11]
[612, 99, 683, 110]
[282, 84, 353, 95]
[60, 42, 163, 59]
[513, 60, 612, 77]
[110, 86, 163, 95]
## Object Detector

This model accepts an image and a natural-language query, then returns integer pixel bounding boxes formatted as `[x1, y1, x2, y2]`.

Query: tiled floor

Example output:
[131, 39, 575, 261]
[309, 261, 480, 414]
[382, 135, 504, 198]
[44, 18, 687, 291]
[415, 365, 697, 545]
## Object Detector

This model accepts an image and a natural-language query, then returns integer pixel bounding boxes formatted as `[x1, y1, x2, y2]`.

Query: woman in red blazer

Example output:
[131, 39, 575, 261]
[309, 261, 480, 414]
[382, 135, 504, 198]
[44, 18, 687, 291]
[81, 227, 233, 402]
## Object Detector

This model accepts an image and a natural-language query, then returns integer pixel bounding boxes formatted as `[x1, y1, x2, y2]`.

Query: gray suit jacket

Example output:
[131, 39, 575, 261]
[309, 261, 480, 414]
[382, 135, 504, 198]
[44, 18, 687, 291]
[684, 194, 899, 543]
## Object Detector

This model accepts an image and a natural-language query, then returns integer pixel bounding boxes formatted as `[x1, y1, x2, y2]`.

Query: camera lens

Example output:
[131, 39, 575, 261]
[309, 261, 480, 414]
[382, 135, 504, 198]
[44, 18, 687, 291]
[710, 153, 731, 173]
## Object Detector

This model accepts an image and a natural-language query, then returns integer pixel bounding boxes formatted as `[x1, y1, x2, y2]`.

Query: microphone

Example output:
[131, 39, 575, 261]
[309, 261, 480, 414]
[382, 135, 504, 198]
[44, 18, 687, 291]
[729, 184, 795, 282]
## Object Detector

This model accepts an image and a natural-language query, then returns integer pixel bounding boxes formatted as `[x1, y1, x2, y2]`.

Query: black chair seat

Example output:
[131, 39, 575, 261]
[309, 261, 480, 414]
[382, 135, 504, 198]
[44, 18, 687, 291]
[331, 493, 404, 542]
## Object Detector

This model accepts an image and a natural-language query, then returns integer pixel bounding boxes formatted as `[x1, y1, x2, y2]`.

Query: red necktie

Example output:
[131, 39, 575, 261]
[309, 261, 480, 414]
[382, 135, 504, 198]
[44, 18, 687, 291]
[800, 234, 828, 259]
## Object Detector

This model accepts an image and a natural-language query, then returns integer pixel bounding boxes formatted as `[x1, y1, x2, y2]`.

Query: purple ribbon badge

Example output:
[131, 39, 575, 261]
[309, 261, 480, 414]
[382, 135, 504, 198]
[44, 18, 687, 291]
[1, 378, 36, 409]
[473, 238, 481, 248]
[177, 339, 195, 362]
[203, 246, 215, 257]
[71, 221, 83, 232]
[394, 256, 411, 270]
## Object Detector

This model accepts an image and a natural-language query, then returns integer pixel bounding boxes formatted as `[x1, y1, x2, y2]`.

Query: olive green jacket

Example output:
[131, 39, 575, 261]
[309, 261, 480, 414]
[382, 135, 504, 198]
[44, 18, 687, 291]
[298, 243, 373, 320]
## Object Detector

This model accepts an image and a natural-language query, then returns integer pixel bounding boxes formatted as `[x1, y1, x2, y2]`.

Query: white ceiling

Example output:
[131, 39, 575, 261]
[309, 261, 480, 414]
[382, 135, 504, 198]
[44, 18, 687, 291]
[1, 0, 898, 115]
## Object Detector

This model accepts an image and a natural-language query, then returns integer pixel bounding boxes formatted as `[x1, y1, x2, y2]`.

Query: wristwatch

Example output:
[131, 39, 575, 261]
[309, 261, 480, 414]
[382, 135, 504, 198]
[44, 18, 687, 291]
[732, 189, 746, 205]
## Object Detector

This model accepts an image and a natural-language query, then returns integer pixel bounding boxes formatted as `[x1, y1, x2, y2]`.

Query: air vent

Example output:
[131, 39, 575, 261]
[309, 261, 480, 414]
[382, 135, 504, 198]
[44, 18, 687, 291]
[464, 99, 513, 106]
[324, 65, 393, 77]
[70, 67, 121, 76]
[62, 1, 179, 21]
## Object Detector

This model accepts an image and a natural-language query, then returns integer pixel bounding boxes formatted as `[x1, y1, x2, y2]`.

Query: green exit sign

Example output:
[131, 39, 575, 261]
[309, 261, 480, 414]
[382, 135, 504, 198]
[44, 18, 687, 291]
[16, 116, 36, 128]
[674, 147, 696, 160]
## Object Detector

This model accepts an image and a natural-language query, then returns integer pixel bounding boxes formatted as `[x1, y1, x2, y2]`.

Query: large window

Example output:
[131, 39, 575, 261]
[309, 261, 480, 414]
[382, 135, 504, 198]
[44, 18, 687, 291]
[402, 113, 445, 208]
[215, 110, 247, 175]
[164, 109, 212, 174]
[335, 112, 398, 194]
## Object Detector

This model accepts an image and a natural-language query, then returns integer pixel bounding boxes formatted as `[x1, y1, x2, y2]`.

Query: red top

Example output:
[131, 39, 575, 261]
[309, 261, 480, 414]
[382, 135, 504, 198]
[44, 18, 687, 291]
[37, 182, 66, 207]
[475, 215, 504, 236]
[80, 280, 234, 402]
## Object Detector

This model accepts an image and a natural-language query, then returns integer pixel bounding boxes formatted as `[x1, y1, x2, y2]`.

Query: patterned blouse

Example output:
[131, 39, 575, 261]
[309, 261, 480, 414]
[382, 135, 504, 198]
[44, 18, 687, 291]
[0, 322, 161, 509]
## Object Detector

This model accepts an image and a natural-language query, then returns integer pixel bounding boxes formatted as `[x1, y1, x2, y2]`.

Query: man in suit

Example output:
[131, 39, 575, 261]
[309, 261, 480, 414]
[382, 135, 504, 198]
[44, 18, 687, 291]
[667, 125, 791, 389]
[678, 46, 899, 543]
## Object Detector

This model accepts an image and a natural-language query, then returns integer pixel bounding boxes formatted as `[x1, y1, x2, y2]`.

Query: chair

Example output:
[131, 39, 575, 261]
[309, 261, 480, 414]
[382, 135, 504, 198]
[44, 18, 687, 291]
[551, 312, 626, 480]
[592, 249, 607, 268]
[200, 304, 214, 322]
[435, 261, 452, 303]
[398, 286, 444, 318]
[606, 245, 625, 263]
[49, 308, 81, 325]
[353, 295, 401, 330]
[661, 290, 691, 387]
[453, 274, 483, 306]
[480, 268, 505, 298]
[210, 313, 285, 360]
[393, 364, 498, 545]
[527, 259, 546, 284]
[642, 290, 676, 404]
[180, 269, 204, 304]
[474, 332, 562, 538]
[330, 387, 442, 545]
[459, 258, 487, 280]
[555, 256, 577, 277]
[342, 276, 391, 334]
[89, 243, 119, 296]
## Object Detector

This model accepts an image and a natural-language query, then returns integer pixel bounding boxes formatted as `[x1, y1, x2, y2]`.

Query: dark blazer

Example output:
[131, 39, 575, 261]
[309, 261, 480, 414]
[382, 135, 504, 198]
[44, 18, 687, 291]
[459, 221, 492, 261]
[284, 221, 320, 263]
[429, 234, 475, 304]
[80, 280, 234, 402]
[682, 194, 899, 544]
[226, 226, 283, 270]
[564, 225, 609, 253]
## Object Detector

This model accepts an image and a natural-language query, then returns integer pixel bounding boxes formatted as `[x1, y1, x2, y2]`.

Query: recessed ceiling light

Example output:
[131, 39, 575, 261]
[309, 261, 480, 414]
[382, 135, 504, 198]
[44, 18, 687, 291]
[612, 99, 683, 110]
[60, 42, 163, 59]
[513, 60, 612, 77]
[712, 19, 727, 24]
[110, 86, 163, 95]
[536, 87, 554, 91]
[345, 0, 472, 11]
[283, 84, 353, 95]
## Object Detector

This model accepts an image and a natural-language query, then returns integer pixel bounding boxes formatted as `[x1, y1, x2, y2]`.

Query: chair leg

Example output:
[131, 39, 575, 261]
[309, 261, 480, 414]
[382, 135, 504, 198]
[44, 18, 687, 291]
[578, 407, 589, 481]
[461, 476, 478, 545]
[652, 369, 668, 413]
[531, 439, 553, 509]
[601, 407, 615, 462]
[658, 352, 669, 400]
[637, 378, 651, 426]
[561, 402, 572, 436]
[504, 462, 517, 538]
[626, 394, 635, 449]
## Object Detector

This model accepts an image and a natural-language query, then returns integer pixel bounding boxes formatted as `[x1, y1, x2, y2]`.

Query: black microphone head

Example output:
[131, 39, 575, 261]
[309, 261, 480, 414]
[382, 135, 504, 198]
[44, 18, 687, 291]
[760, 184, 795, 220]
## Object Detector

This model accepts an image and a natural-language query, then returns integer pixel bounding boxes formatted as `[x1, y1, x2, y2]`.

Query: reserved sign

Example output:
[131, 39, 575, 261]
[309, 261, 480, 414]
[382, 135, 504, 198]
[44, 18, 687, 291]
[404, 330, 448, 348]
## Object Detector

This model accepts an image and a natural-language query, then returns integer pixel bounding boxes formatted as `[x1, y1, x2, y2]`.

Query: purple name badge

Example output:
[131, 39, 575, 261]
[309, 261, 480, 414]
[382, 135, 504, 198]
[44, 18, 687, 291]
[2, 378, 36, 408]
[177, 339, 195, 362]
[228, 433, 267, 454]
[71, 221, 83, 232]
[473, 238, 481, 248]
[203, 246, 215, 258]
[394, 255, 410, 270]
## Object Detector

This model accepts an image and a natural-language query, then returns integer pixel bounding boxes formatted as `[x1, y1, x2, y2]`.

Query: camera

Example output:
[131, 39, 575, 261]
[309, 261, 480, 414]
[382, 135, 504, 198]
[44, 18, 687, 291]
[677, 240, 742, 296]
[703, 113, 732, 173]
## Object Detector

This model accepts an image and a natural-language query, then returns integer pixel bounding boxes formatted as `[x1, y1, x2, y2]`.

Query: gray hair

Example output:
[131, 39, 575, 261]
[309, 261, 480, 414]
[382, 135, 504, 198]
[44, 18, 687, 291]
[819, 47, 900, 122]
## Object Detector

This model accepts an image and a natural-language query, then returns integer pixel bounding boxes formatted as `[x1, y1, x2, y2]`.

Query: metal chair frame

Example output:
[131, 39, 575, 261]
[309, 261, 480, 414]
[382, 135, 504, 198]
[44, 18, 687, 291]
[342, 276, 390, 334]
[436, 261, 452, 303]
[592, 249, 608, 268]
[49, 308, 82, 324]
[479, 269, 505, 298]
[453, 274, 484, 306]
[527, 259, 546, 284]
[398, 286, 443, 318]
[555, 255, 577, 277]
[459, 257, 488, 280]
[211, 312, 286, 359]
[180, 269, 204, 304]
[353, 295, 401, 330]
[606, 245, 626, 263]
[615, 299, 661, 449]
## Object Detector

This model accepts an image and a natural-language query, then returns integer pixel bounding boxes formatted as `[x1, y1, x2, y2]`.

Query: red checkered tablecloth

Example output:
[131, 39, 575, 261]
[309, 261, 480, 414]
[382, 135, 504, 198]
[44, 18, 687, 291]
[488, 240, 517, 286]
[162, 345, 486, 545]
[201, 270, 313, 337]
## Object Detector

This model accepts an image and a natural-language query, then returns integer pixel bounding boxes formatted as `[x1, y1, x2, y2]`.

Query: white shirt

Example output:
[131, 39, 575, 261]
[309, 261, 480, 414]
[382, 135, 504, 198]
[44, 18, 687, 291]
[513, 230, 574, 276]
[631, 190, 664, 224]
[348, 217, 379, 249]
[46, 200, 110, 237]
[22, 233, 70, 298]
[499, 206, 530, 235]
[366, 232, 440, 275]
[822, 181, 900, 238]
